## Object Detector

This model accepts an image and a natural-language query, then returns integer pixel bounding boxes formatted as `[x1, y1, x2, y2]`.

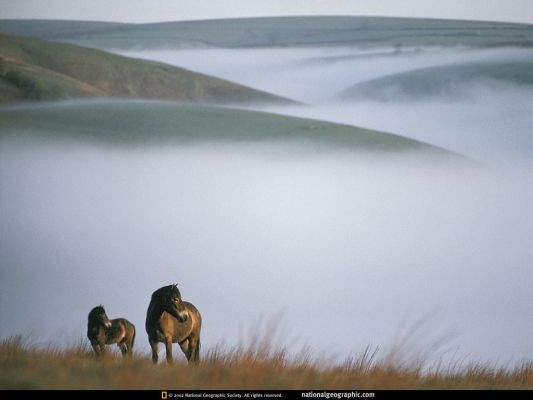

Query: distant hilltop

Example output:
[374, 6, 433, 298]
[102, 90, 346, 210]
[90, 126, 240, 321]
[0, 32, 297, 105]
[1, 16, 533, 49]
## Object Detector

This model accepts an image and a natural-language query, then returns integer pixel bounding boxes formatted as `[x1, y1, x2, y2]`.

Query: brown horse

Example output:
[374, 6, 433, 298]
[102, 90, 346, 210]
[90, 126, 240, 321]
[87, 305, 136, 357]
[146, 284, 202, 364]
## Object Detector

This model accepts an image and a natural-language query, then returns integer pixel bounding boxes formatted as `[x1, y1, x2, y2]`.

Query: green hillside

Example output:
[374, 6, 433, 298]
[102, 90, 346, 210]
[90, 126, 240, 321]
[0, 33, 295, 104]
[2, 16, 533, 49]
[339, 59, 533, 100]
[0, 100, 460, 159]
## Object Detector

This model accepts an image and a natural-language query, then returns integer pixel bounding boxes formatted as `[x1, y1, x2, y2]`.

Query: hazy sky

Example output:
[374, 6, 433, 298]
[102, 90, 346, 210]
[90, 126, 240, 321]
[1, 0, 533, 24]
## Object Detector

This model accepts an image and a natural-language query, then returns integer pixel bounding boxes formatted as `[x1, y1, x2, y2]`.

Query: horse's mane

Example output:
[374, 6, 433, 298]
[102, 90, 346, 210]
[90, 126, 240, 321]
[150, 285, 181, 303]
[89, 305, 105, 317]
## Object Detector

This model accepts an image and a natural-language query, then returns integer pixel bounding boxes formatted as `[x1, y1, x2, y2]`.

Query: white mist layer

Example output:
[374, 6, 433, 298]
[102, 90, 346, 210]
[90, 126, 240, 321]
[122, 46, 533, 162]
[1, 141, 532, 364]
[120, 47, 533, 102]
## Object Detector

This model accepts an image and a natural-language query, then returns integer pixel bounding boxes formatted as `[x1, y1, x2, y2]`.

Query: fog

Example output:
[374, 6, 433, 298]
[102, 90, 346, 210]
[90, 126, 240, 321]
[121, 46, 533, 162]
[121, 46, 533, 102]
[2, 44, 533, 366]
[1, 139, 533, 365]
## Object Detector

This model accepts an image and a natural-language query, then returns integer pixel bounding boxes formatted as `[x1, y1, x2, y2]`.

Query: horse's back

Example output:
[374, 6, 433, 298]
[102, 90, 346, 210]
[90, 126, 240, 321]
[106, 318, 135, 344]
[115, 318, 135, 329]
[117, 318, 135, 349]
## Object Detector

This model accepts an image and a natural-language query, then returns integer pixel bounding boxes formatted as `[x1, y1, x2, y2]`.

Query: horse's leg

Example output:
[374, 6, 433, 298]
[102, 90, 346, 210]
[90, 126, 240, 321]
[125, 337, 134, 357]
[127, 327, 135, 357]
[99, 343, 106, 356]
[149, 338, 159, 364]
[91, 343, 101, 357]
[179, 339, 190, 361]
[118, 340, 128, 357]
[164, 336, 173, 364]
[188, 335, 201, 363]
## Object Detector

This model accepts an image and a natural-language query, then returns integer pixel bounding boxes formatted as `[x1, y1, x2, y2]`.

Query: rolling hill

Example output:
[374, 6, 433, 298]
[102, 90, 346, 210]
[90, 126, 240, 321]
[0, 33, 295, 104]
[2, 16, 533, 49]
[338, 58, 533, 101]
[0, 100, 462, 159]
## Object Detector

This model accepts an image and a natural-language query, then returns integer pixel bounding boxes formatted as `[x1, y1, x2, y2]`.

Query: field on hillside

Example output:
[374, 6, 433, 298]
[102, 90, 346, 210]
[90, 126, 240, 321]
[2, 16, 533, 49]
[2, 336, 532, 390]
[339, 59, 533, 100]
[0, 101, 457, 156]
[0, 33, 293, 104]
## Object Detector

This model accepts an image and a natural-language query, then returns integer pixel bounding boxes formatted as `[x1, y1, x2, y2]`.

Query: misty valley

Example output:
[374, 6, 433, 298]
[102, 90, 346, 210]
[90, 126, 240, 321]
[1, 16, 533, 370]
[122, 45, 533, 161]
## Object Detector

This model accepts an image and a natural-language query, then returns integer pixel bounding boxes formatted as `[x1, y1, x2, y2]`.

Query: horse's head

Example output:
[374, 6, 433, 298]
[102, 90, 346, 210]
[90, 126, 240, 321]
[163, 284, 188, 322]
[88, 305, 112, 329]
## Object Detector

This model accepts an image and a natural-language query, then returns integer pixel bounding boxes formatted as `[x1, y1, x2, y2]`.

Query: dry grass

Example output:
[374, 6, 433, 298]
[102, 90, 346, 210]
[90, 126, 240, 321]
[1, 335, 532, 390]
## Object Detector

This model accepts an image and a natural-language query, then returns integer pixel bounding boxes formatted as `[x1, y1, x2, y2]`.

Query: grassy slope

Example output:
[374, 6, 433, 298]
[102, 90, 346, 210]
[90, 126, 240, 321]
[0, 33, 295, 104]
[340, 59, 533, 100]
[1, 338, 532, 389]
[0, 100, 459, 157]
[2, 16, 533, 49]
[0, 20, 125, 39]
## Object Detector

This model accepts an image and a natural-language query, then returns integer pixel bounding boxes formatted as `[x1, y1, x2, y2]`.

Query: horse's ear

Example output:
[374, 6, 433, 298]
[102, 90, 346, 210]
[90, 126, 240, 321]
[173, 283, 178, 288]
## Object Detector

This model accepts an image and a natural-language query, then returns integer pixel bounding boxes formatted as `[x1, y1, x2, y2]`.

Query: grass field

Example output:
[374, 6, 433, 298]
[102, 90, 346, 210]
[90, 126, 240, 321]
[0, 33, 294, 104]
[2, 16, 533, 49]
[1, 336, 531, 390]
[0, 100, 462, 159]
[339, 58, 533, 100]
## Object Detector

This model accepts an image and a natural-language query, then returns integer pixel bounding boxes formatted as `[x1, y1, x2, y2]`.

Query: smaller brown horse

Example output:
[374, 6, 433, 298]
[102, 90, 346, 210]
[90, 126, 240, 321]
[87, 305, 136, 357]
[146, 284, 202, 364]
